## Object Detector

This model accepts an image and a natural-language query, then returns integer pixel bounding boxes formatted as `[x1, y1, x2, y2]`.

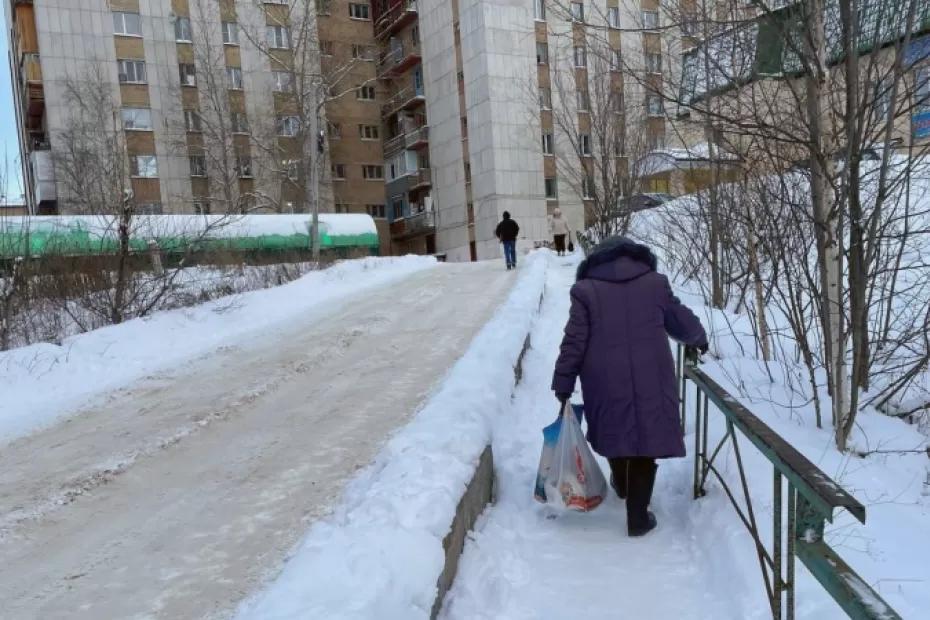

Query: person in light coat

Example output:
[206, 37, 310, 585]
[548, 208, 572, 256]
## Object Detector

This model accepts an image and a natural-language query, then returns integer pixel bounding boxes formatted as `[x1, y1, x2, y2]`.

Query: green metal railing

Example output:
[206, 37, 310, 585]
[677, 347, 901, 620]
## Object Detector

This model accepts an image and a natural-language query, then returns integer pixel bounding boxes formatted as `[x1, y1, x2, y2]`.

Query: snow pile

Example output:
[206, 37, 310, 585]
[0, 255, 436, 446]
[235, 254, 548, 620]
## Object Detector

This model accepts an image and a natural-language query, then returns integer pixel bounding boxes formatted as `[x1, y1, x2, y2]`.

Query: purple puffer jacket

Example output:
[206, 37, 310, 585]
[551, 238, 707, 459]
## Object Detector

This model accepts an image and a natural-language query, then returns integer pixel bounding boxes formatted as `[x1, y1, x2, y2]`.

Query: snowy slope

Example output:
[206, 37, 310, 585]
[234, 254, 549, 620]
[0, 256, 436, 446]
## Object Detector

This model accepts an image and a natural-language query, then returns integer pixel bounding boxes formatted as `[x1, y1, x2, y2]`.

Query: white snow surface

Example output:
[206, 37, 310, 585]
[0, 256, 435, 446]
[234, 253, 549, 620]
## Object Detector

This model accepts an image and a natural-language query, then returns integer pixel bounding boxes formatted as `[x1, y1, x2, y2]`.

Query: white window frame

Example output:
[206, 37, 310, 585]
[222, 21, 239, 45]
[577, 88, 590, 111]
[227, 66, 244, 90]
[277, 115, 301, 137]
[574, 46, 587, 68]
[362, 164, 384, 180]
[174, 16, 192, 42]
[571, 1, 585, 22]
[118, 59, 147, 84]
[184, 109, 202, 132]
[536, 42, 548, 65]
[539, 86, 552, 109]
[131, 155, 158, 178]
[348, 2, 371, 20]
[642, 10, 659, 30]
[533, 0, 546, 20]
[231, 112, 249, 134]
[113, 12, 142, 37]
[352, 44, 374, 61]
[647, 94, 664, 116]
[646, 52, 662, 74]
[542, 131, 553, 155]
[356, 85, 376, 100]
[359, 124, 380, 140]
[332, 163, 347, 179]
[283, 159, 300, 181]
[179, 63, 197, 87]
[273, 71, 295, 93]
[237, 156, 253, 178]
[266, 25, 291, 49]
[608, 7, 620, 29]
[366, 204, 386, 219]
[545, 177, 558, 200]
[121, 107, 152, 131]
[581, 133, 592, 156]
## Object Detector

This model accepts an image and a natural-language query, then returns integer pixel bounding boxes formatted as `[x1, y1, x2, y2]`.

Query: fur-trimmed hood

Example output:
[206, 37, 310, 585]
[576, 236, 657, 282]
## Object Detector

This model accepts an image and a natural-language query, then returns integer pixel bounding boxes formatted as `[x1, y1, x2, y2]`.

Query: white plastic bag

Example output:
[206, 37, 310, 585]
[536, 402, 607, 512]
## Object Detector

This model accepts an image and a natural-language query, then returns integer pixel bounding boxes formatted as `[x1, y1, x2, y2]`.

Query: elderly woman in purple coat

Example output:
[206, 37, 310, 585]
[552, 237, 708, 536]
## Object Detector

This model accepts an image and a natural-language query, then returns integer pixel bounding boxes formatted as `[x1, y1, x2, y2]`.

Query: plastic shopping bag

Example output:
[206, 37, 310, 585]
[534, 402, 607, 511]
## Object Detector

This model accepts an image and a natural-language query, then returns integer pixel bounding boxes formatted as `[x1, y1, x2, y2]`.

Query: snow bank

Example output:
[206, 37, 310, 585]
[235, 254, 548, 620]
[0, 256, 436, 446]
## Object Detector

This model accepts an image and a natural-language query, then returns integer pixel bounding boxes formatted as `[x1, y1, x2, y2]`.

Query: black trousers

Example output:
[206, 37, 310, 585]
[553, 234, 566, 253]
[608, 457, 657, 529]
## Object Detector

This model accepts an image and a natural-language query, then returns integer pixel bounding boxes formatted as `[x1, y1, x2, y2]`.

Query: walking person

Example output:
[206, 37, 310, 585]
[551, 237, 708, 536]
[495, 211, 520, 270]
[548, 208, 571, 256]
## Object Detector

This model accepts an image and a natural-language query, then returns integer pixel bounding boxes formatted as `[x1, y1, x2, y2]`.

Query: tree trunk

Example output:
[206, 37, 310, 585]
[111, 202, 132, 325]
[310, 104, 322, 263]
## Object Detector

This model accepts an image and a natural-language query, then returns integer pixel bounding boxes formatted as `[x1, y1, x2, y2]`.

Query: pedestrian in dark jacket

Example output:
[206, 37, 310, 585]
[551, 236, 708, 536]
[495, 211, 520, 270]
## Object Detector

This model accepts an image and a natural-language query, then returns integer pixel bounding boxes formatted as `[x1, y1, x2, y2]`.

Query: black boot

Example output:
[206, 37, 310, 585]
[608, 459, 628, 500]
[626, 459, 658, 537]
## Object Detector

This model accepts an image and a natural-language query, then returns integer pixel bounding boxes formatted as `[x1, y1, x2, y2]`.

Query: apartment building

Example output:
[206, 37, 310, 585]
[7, 0, 691, 260]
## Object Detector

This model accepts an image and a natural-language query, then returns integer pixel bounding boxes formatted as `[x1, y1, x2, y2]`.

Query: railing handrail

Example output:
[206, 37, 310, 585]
[678, 348, 901, 620]
[684, 364, 865, 524]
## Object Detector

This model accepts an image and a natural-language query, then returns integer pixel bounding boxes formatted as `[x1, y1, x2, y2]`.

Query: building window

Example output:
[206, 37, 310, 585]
[130, 155, 158, 178]
[545, 177, 558, 199]
[320, 40, 334, 56]
[536, 42, 548, 65]
[282, 159, 300, 181]
[174, 16, 192, 42]
[359, 124, 380, 140]
[231, 112, 249, 133]
[117, 59, 147, 84]
[222, 21, 239, 45]
[366, 204, 386, 218]
[362, 164, 384, 180]
[277, 116, 301, 137]
[316, 0, 333, 14]
[189, 155, 207, 177]
[577, 88, 590, 111]
[642, 10, 659, 30]
[582, 176, 595, 199]
[332, 163, 347, 179]
[348, 3, 371, 20]
[647, 94, 664, 116]
[356, 85, 376, 100]
[273, 71, 295, 92]
[237, 156, 253, 178]
[179, 63, 197, 87]
[574, 46, 586, 68]
[648, 177, 670, 193]
[328, 122, 342, 139]
[227, 66, 243, 89]
[608, 7, 620, 29]
[121, 107, 152, 131]
[539, 86, 551, 108]
[112, 12, 142, 37]
[649, 132, 666, 150]
[611, 49, 622, 71]
[352, 44, 374, 60]
[184, 109, 202, 132]
[193, 200, 211, 214]
[646, 52, 662, 74]
[581, 133, 592, 156]
[136, 202, 163, 214]
[334, 203, 351, 214]
[611, 90, 623, 113]
[266, 25, 290, 49]
[542, 131, 553, 155]
[533, 0, 546, 20]
[571, 1, 585, 22]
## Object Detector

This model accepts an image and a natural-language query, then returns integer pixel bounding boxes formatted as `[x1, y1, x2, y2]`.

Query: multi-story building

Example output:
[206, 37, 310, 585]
[6, 0, 694, 260]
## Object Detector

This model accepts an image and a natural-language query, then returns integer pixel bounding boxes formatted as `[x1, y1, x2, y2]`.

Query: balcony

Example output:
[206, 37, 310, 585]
[378, 39, 421, 79]
[375, 0, 418, 40]
[382, 85, 426, 117]
[21, 52, 41, 82]
[30, 149, 56, 203]
[390, 209, 435, 240]
[383, 124, 429, 157]
[412, 167, 432, 190]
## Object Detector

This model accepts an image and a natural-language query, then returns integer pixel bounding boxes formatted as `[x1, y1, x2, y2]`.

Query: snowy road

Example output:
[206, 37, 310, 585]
[0, 261, 513, 619]
[440, 256, 739, 620]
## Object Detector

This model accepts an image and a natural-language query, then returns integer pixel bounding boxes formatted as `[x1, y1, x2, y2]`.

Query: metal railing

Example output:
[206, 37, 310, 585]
[382, 85, 425, 117]
[677, 347, 901, 620]
[374, 0, 418, 39]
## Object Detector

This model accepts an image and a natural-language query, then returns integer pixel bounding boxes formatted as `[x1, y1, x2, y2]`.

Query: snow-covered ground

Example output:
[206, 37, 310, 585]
[0, 255, 435, 446]
[442, 252, 929, 619]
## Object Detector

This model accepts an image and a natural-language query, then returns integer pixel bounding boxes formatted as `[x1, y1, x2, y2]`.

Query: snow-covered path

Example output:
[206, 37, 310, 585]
[0, 261, 513, 619]
[441, 256, 739, 620]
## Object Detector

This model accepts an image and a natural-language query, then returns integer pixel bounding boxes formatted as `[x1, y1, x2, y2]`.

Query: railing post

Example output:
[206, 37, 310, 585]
[786, 484, 796, 620]
[774, 470, 783, 620]
[693, 383, 704, 499]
